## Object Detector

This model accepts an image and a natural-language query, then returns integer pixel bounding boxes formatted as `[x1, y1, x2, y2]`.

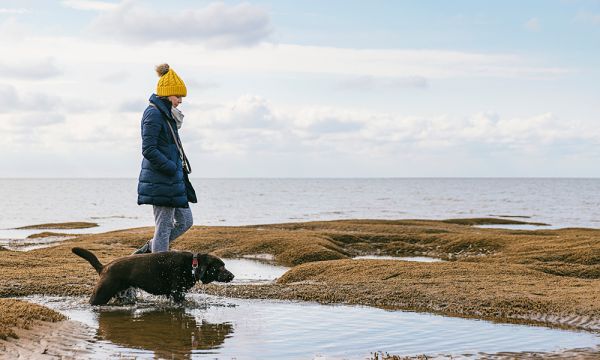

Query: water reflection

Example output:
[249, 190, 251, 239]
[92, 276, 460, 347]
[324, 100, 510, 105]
[96, 308, 233, 359]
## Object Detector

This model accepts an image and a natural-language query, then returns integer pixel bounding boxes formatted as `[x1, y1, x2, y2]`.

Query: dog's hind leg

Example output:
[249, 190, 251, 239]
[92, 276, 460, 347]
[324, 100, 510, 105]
[90, 281, 126, 305]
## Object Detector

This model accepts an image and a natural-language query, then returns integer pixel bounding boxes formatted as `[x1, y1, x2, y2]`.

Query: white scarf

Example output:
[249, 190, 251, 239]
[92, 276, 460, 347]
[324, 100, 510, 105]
[171, 106, 184, 129]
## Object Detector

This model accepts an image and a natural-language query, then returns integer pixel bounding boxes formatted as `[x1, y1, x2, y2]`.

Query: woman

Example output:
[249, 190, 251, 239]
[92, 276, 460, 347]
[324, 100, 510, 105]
[134, 63, 196, 254]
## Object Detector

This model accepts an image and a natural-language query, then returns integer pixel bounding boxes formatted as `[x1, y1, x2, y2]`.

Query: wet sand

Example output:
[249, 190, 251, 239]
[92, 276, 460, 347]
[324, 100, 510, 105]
[0, 319, 94, 359]
[0, 218, 599, 358]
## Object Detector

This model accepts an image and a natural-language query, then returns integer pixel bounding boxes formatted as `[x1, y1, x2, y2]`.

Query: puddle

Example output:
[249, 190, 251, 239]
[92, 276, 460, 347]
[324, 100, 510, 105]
[354, 255, 444, 262]
[22, 294, 600, 360]
[0, 227, 97, 240]
[0, 226, 95, 251]
[241, 253, 274, 260]
[0, 235, 75, 251]
[223, 258, 290, 284]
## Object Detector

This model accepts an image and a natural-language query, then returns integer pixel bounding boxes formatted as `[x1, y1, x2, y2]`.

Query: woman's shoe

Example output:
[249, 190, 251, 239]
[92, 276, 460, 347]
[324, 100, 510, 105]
[132, 241, 151, 254]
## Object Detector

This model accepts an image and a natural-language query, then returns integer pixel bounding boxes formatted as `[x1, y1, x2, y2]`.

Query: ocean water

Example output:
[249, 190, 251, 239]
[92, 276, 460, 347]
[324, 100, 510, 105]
[2, 178, 600, 240]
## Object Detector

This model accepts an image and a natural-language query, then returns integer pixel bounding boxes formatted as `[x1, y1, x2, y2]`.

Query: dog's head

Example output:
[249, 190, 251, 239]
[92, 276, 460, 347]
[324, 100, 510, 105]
[196, 254, 234, 284]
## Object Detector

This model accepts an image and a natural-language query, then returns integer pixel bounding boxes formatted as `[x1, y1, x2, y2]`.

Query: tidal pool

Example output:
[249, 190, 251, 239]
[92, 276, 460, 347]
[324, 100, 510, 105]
[224, 258, 290, 284]
[18, 258, 600, 359]
[23, 294, 600, 360]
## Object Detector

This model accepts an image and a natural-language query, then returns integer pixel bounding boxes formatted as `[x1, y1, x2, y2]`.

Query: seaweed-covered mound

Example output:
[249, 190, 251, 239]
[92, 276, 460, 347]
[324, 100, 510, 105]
[16, 222, 98, 230]
[0, 299, 65, 340]
[0, 218, 599, 332]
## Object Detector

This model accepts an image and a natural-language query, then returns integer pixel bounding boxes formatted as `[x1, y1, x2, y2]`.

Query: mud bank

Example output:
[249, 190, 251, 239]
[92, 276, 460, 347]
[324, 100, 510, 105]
[0, 218, 599, 357]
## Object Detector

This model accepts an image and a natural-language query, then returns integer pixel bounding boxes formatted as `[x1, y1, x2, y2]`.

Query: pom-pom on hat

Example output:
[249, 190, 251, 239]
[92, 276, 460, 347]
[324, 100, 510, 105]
[155, 63, 187, 97]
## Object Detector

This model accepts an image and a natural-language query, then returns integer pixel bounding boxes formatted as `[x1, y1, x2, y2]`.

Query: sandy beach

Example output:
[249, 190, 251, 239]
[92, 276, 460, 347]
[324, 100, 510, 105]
[1, 218, 599, 358]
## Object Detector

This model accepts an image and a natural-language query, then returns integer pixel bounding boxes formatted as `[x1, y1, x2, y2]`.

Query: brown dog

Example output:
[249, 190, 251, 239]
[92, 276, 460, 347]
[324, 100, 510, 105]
[72, 247, 234, 305]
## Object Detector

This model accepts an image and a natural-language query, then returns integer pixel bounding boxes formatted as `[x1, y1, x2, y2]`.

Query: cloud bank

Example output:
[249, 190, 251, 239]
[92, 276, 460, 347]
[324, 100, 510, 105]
[89, 1, 272, 47]
[178, 95, 592, 156]
[0, 58, 62, 80]
[61, 0, 118, 11]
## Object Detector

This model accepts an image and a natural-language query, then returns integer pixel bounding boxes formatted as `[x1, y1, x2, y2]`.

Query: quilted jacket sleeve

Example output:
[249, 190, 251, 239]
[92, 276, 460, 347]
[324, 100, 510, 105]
[141, 109, 177, 176]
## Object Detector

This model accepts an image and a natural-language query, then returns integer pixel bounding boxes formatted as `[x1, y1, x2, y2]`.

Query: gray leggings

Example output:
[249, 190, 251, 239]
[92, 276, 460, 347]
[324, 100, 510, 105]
[150, 205, 193, 252]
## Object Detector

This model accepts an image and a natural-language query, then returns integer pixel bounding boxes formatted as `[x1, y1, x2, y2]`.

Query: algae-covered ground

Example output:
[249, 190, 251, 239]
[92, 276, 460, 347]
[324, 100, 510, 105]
[0, 218, 599, 354]
[0, 299, 65, 340]
[15, 222, 98, 230]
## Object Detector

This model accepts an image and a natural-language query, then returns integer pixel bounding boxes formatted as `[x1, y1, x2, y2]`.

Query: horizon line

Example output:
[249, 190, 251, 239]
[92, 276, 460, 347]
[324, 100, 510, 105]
[1, 176, 600, 180]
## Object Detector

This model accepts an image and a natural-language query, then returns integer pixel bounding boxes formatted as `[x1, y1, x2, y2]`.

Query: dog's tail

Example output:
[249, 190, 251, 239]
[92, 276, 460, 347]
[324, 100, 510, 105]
[72, 247, 104, 274]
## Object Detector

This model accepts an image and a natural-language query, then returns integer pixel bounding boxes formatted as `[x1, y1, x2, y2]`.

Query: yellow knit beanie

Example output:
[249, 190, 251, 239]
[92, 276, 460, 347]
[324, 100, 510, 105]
[155, 63, 187, 97]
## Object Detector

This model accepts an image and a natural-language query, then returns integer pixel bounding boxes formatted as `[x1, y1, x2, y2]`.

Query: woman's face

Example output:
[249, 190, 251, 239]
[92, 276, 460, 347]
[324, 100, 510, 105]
[168, 95, 183, 108]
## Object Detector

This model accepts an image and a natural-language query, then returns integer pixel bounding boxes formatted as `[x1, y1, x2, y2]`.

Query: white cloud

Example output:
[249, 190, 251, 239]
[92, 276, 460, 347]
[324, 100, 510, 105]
[0, 84, 17, 110]
[193, 95, 281, 130]
[0, 84, 62, 112]
[525, 17, 541, 32]
[0, 17, 569, 81]
[117, 98, 147, 112]
[177, 95, 596, 158]
[0, 57, 62, 79]
[99, 70, 131, 83]
[337, 75, 428, 91]
[185, 79, 219, 92]
[61, 0, 119, 11]
[174, 44, 570, 79]
[88, 1, 271, 47]
[14, 113, 66, 127]
[0, 93, 596, 176]
[0, 8, 28, 14]
[0, 16, 31, 40]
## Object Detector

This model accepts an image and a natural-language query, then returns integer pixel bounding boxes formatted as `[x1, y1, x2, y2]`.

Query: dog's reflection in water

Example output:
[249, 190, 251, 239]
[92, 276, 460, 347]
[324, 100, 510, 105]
[97, 308, 233, 359]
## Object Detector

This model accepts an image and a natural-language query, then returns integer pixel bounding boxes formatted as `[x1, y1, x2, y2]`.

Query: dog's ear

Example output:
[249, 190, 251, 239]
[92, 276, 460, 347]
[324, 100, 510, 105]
[197, 254, 209, 281]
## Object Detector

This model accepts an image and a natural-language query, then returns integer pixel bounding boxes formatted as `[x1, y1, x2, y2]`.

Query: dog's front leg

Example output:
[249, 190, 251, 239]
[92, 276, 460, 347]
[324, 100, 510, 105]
[169, 290, 186, 303]
[90, 280, 126, 305]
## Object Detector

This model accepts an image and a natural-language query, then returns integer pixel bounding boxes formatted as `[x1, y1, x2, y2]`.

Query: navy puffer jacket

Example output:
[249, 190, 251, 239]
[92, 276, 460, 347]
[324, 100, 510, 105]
[137, 94, 189, 208]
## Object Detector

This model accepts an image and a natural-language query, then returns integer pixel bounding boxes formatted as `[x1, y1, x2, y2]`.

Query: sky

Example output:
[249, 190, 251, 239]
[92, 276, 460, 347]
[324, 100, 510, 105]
[1, 0, 599, 178]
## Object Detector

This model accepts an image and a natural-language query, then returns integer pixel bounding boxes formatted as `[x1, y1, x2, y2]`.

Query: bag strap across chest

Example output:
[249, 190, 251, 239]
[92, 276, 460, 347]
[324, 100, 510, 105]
[149, 102, 192, 174]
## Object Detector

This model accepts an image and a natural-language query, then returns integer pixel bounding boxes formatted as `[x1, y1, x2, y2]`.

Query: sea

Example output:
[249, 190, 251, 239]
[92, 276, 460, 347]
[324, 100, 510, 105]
[2, 178, 600, 241]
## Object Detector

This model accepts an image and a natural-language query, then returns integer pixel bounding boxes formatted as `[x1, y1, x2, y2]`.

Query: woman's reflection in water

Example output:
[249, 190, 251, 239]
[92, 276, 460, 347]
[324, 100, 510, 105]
[96, 308, 233, 359]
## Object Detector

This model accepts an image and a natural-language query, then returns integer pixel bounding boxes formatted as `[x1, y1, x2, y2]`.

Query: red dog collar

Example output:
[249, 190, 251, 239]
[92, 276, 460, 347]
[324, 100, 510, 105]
[192, 254, 199, 278]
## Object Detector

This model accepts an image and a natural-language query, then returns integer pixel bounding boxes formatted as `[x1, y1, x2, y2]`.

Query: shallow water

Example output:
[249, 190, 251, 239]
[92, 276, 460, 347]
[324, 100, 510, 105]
[23, 294, 600, 360]
[17, 258, 600, 359]
[0, 235, 76, 251]
[224, 258, 290, 284]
